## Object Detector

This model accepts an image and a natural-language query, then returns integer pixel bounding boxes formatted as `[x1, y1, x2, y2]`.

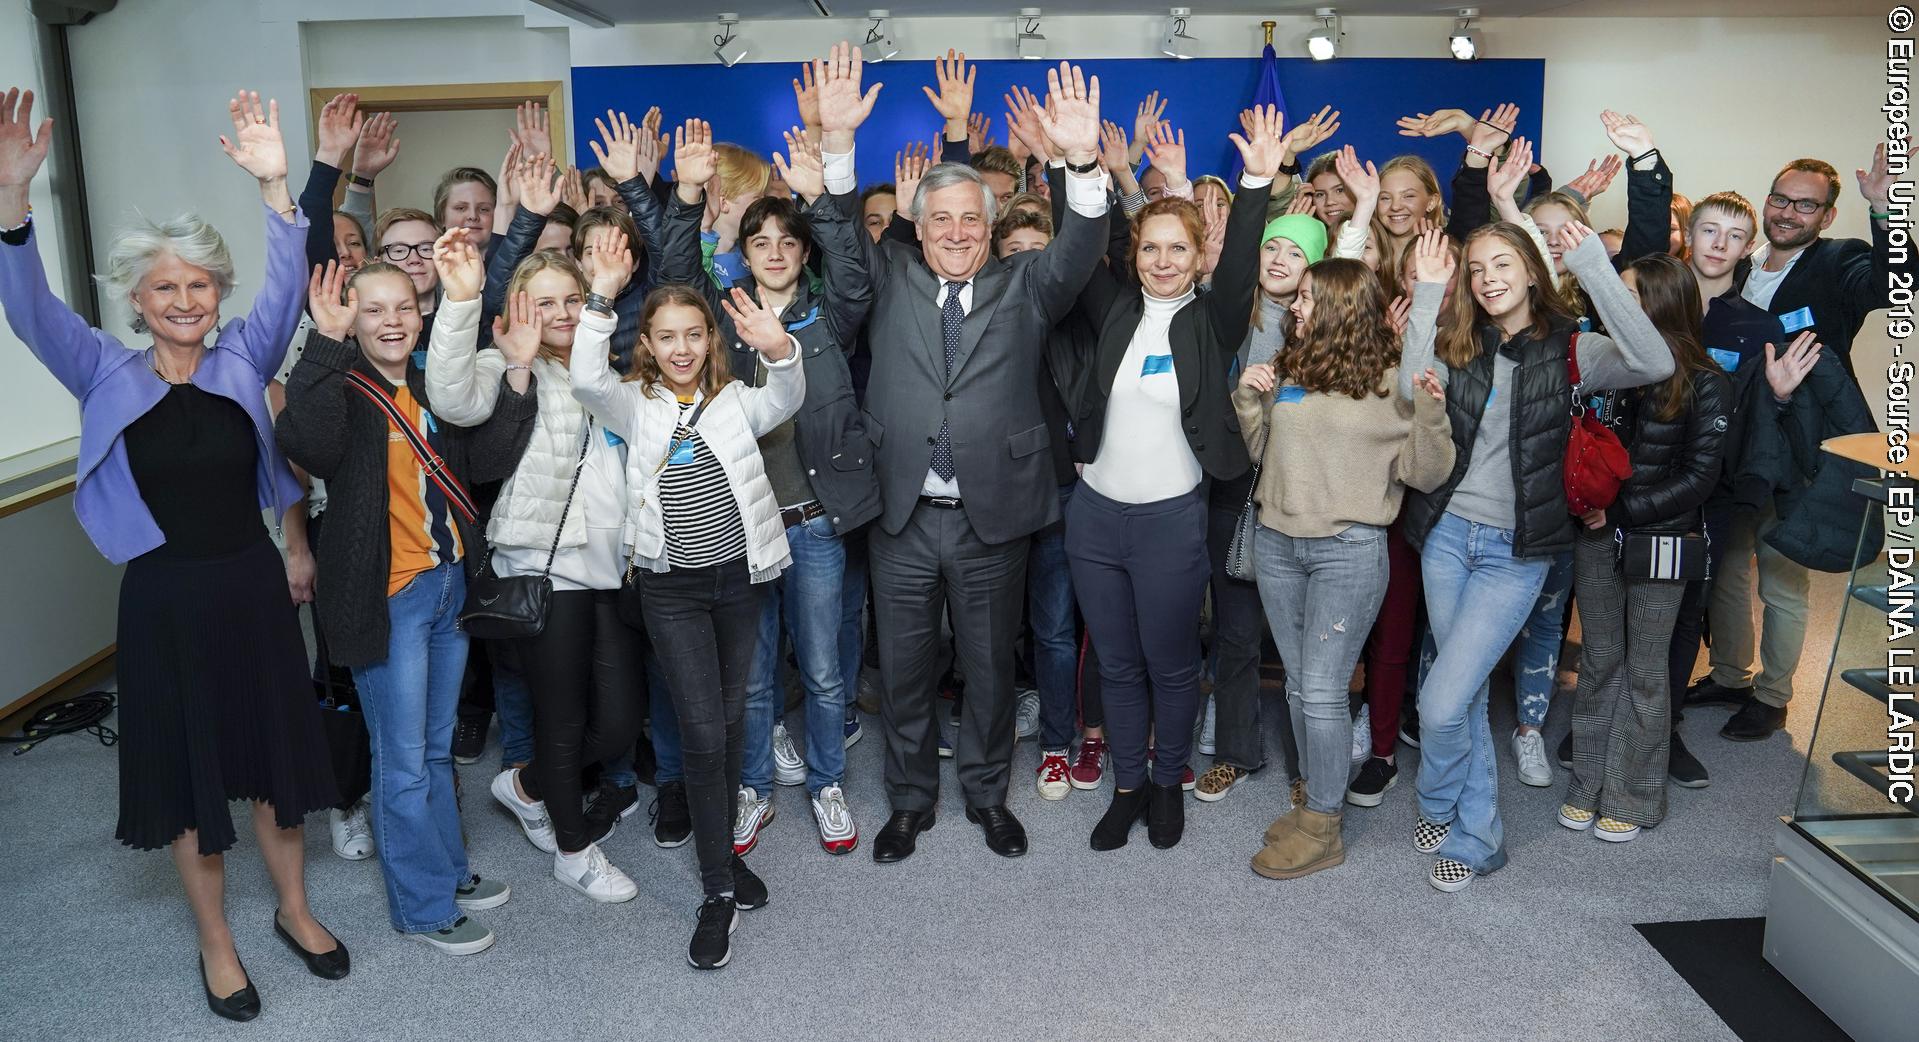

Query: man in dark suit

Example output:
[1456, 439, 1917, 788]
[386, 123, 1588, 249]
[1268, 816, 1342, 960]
[810, 43, 1110, 861]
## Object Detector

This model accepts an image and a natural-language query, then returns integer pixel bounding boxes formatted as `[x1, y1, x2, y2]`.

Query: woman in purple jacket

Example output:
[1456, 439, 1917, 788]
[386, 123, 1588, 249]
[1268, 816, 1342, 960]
[0, 89, 343, 1021]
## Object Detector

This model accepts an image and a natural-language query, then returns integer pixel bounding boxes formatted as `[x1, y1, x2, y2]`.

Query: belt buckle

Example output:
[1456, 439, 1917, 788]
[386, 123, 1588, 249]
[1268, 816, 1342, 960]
[924, 495, 962, 509]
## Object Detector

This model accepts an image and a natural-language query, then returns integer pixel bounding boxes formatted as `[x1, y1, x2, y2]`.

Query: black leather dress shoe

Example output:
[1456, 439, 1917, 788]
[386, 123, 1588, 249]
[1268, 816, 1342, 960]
[1684, 677, 1754, 708]
[274, 912, 350, 980]
[965, 804, 1027, 858]
[200, 955, 261, 1022]
[1146, 781, 1185, 849]
[1720, 699, 1786, 741]
[872, 809, 935, 864]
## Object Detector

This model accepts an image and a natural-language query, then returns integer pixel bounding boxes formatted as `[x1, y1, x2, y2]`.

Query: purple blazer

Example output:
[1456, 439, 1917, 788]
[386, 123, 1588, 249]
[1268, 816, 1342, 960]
[0, 202, 308, 564]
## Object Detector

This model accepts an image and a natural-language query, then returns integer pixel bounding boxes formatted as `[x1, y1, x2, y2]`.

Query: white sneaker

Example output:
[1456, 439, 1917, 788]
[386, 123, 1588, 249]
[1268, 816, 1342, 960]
[732, 786, 774, 856]
[1511, 728, 1553, 787]
[810, 785, 858, 855]
[772, 723, 807, 787]
[329, 800, 373, 861]
[1036, 750, 1071, 800]
[553, 843, 638, 903]
[490, 768, 556, 853]
[1350, 705, 1372, 765]
[1197, 697, 1217, 756]
[1014, 688, 1040, 741]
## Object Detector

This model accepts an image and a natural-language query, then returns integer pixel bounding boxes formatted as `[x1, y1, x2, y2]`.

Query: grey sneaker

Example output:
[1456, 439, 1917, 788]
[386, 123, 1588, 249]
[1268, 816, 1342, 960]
[410, 915, 495, 956]
[1014, 689, 1040, 741]
[454, 873, 510, 911]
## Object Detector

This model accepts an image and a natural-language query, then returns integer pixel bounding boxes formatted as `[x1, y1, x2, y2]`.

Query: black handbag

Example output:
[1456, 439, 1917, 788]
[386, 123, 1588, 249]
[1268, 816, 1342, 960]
[1618, 530, 1710, 582]
[1224, 417, 1266, 582]
[459, 420, 595, 640]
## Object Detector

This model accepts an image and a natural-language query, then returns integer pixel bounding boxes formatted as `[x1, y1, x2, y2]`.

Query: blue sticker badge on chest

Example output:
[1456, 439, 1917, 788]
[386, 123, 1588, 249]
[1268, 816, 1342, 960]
[1779, 306, 1815, 333]
[1140, 354, 1174, 377]
[668, 439, 696, 466]
[421, 410, 438, 435]
[604, 427, 625, 448]
[1706, 347, 1742, 373]
[1274, 385, 1307, 404]
[1485, 387, 1498, 409]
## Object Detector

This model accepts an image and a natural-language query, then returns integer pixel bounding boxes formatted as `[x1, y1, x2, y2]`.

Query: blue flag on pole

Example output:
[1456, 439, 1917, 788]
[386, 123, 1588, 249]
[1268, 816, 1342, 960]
[1231, 43, 1288, 184]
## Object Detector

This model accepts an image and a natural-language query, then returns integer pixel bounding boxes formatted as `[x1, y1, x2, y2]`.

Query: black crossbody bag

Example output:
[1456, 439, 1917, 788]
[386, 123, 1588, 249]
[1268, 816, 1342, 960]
[1617, 529, 1711, 582]
[459, 420, 595, 640]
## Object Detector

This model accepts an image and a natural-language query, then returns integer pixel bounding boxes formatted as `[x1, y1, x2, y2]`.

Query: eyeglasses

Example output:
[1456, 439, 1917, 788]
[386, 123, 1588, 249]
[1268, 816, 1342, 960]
[1765, 193, 1827, 215]
[380, 241, 436, 262]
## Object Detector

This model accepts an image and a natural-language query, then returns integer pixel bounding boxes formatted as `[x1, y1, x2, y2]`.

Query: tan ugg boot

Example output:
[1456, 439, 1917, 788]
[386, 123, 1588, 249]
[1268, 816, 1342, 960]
[1251, 807, 1345, 879]
[1262, 805, 1303, 846]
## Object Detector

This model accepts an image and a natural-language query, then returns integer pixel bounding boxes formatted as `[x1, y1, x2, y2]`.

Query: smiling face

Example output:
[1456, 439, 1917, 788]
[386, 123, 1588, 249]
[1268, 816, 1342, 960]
[132, 253, 222, 350]
[351, 271, 422, 374]
[1308, 170, 1352, 230]
[380, 219, 440, 295]
[1687, 209, 1755, 283]
[642, 301, 713, 396]
[1379, 168, 1438, 239]
[1763, 169, 1837, 251]
[1528, 200, 1577, 275]
[1141, 165, 1169, 202]
[523, 267, 583, 353]
[440, 181, 495, 240]
[863, 191, 897, 243]
[1289, 271, 1318, 335]
[1466, 234, 1537, 329]
[333, 214, 366, 273]
[1259, 236, 1309, 301]
[744, 213, 808, 295]
[918, 181, 992, 282]
[1134, 213, 1200, 299]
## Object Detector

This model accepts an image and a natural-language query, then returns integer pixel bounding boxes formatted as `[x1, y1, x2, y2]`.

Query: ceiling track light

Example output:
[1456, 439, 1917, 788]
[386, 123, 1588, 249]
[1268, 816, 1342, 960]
[1306, 7, 1341, 62]
[1016, 7, 1047, 61]
[714, 13, 749, 67]
[864, 10, 899, 62]
[1160, 7, 1197, 60]
[1450, 7, 1481, 61]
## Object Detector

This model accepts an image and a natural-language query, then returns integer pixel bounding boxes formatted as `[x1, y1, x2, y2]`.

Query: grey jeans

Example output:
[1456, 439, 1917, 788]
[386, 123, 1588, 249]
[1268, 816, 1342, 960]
[1252, 523, 1391, 815]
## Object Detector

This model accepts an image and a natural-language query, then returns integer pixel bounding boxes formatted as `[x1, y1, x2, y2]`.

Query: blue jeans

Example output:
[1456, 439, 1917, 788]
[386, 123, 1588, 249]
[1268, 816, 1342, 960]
[647, 653, 681, 785]
[1415, 513, 1549, 874]
[839, 526, 868, 713]
[1028, 484, 1079, 751]
[1512, 551, 1573, 729]
[744, 515, 850, 794]
[351, 563, 470, 934]
[493, 655, 535, 767]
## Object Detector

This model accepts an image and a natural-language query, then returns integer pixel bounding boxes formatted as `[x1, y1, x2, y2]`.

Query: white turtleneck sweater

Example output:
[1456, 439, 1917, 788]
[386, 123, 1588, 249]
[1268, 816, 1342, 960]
[1080, 286, 1205, 504]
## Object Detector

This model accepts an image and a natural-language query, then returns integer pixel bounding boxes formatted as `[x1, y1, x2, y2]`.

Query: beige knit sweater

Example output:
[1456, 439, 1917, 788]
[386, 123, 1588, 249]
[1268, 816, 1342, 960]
[1231, 369, 1456, 538]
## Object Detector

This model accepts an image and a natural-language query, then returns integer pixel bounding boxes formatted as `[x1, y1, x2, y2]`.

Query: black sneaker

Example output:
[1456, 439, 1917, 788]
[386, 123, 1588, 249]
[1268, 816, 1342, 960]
[1557, 733, 1573, 769]
[688, 896, 739, 970]
[1684, 676, 1754, 709]
[1721, 699, 1786, 742]
[452, 718, 488, 765]
[1668, 733, 1710, 788]
[1345, 757, 1399, 808]
[1398, 714, 1421, 749]
[584, 780, 640, 841]
[730, 855, 768, 910]
[651, 781, 692, 848]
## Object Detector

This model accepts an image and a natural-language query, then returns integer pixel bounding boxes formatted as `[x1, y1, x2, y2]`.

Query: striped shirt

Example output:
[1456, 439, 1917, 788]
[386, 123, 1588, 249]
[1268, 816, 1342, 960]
[659, 399, 747, 569]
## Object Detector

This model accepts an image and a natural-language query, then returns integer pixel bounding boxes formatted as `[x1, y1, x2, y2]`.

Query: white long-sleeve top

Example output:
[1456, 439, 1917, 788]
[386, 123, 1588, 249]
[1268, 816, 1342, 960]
[1079, 287, 1205, 503]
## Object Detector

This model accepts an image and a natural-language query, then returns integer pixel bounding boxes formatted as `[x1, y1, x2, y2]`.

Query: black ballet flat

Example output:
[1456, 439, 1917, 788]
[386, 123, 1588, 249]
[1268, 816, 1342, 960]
[273, 912, 351, 980]
[200, 955, 261, 1022]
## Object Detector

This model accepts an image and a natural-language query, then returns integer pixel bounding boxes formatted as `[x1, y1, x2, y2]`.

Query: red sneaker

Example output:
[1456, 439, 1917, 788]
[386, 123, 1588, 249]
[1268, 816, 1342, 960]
[1069, 738, 1106, 790]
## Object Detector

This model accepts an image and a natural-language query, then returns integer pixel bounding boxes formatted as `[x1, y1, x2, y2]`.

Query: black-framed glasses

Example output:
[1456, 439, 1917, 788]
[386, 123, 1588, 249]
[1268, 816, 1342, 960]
[1765, 193, 1826, 215]
[380, 241, 435, 262]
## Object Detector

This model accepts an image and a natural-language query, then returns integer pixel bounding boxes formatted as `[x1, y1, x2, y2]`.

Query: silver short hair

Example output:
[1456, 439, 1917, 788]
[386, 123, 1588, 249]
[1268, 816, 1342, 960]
[913, 163, 997, 227]
[97, 213, 235, 333]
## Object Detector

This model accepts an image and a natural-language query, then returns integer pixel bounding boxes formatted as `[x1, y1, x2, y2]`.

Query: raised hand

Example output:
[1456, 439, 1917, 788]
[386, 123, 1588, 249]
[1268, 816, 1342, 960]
[1860, 141, 1895, 209]
[590, 109, 644, 183]
[1097, 120, 1130, 175]
[1764, 331, 1823, 401]
[307, 261, 356, 342]
[923, 49, 976, 133]
[219, 90, 288, 182]
[1486, 136, 1533, 205]
[1395, 108, 1472, 139]
[1563, 154, 1623, 201]
[1285, 189, 1317, 216]
[432, 227, 484, 302]
[352, 111, 400, 179]
[965, 112, 992, 153]
[512, 100, 552, 159]
[1131, 90, 1166, 163]
[1229, 104, 1287, 180]
[793, 61, 822, 129]
[774, 126, 825, 203]
[1411, 227, 1455, 284]
[1280, 104, 1341, 163]
[1466, 103, 1519, 154]
[492, 291, 547, 367]
[1005, 85, 1050, 162]
[494, 140, 523, 227]
[673, 119, 716, 201]
[518, 152, 562, 216]
[0, 88, 54, 193]
[1198, 205, 1227, 277]
[895, 142, 930, 217]
[1038, 62, 1100, 166]
[634, 115, 664, 183]
[584, 224, 634, 297]
[1143, 123, 1187, 187]
[1333, 144, 1379, 207]
[561, 166, 588, 213]
[720, 286, 795, 360]
[1600, 109, 1653, 157]
[816, 41, 882, 145]
[1551, 218, 1596, 255]
[314, 92, 364, 168]
[1387, 295, 1413, 337]
[1239, 361, 1276, 396]
[1410, 368, 1446, 403]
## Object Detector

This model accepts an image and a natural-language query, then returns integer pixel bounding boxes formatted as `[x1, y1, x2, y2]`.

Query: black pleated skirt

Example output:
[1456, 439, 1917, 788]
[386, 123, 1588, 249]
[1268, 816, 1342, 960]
[114, 538, 338, 855]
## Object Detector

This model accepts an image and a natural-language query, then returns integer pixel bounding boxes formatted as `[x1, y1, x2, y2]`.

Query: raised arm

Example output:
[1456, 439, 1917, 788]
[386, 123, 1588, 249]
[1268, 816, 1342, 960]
[484, 150, 559, 324]
[275, 265, 363, 480]
[218, 92, 309, 379]
[1024, 61, 1110, 324]
[1560, 223, 1676, 389]
[1854, 141, 1904, 314]
[423, 228, 509, 426]
[1206, 107, 1286, 350]
[778, 130, 872, 345]
[660, 119, 729, 316]
[1331, 145, 1380, 260]
[1487, 138, 1555, 274]
[720, 285, 807, 434]
[341, 110, 397, 233]
[592, 107, 667, 287]
[566, 284, 632, 438]
[1601, 111, 1670, 268]
[1398, 229, 1455, 400]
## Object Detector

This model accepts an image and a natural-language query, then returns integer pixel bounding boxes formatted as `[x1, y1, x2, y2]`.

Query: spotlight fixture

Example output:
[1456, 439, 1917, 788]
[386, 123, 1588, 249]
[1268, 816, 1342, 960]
[713, 13, 749, 67]
[1160, 7, 1198, 60]
[864, 10, 899, 62]
[1449, 8, 1480, 61]
[1016, 8, 1047, 61]
[1306, 7, 1341, 62]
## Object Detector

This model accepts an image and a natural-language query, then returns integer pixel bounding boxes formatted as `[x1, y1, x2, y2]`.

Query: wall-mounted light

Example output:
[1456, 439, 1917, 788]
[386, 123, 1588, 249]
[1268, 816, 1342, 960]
[1016, 8, 1047, 61]
[1160, 7, 1197, 60]
[1450, 8, 1481, 61]
[865, 10, 900, 62]
[714, 13, 749, 67]
[1306, 8, 1341, 62]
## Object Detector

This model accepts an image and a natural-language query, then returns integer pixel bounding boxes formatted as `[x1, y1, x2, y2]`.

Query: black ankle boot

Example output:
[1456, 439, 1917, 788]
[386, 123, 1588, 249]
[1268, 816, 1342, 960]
[1090, 786, 1149, 851]
[1147, 780, 1185, 849]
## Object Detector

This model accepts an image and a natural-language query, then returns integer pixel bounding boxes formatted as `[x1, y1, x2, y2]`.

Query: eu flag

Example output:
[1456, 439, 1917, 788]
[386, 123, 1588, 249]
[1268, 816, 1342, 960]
[1230, 43, 1288, 184]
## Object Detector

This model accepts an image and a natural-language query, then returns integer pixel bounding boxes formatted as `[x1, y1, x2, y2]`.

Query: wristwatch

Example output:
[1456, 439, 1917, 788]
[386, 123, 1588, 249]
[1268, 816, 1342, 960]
[1064, 156, 1100, 175]
[347, 173, 374, 189]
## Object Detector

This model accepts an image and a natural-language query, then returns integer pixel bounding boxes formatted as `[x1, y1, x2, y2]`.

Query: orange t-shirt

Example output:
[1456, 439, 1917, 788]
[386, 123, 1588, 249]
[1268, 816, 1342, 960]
[384, 384, 463, 595]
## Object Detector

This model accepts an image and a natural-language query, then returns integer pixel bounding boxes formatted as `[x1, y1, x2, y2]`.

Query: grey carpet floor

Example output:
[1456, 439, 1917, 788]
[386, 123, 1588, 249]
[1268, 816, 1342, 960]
[0, 568, 1868, 1042]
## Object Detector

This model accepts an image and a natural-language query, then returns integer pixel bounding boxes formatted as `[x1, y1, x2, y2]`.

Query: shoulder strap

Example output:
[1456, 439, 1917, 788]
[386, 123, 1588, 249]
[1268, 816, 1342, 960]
[650, 396, 713, 478]
[345, 370, 479, 524]
[541, 416, 596, 574]
[1567, 330, 1583, 386]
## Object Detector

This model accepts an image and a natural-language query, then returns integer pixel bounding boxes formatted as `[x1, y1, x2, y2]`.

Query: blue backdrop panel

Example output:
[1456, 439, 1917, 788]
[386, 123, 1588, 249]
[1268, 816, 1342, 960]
[571, 57, 1544, 202]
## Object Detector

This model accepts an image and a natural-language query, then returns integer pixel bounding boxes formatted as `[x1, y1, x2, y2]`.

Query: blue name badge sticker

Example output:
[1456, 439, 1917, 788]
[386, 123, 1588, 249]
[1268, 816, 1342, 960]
[1274, 385, 1307, 404]
[1779, 306, 1815, 334]
[1706, 347, 1742, 373]
[1140, 354, 1174, 377]
[668, 439, 696, 466]
[1485, 387, 1498, 410]
[420, 409, 438, 435]
[604, 427, 625, 448]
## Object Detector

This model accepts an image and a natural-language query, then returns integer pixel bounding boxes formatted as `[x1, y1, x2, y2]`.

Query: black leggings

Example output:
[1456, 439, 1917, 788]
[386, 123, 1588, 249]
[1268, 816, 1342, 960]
[516, 588, 645, 853]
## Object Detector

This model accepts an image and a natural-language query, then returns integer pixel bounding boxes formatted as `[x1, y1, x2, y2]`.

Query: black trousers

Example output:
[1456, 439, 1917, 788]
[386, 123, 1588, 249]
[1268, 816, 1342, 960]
[635, 558, 765, 897]
[516, 588, 645, 853]
[1205, 477, 1270, 772]
[1664, 499, 1732, 730]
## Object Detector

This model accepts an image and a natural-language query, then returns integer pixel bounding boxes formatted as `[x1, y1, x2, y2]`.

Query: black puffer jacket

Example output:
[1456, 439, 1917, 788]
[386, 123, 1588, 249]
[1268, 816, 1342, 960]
[1402, 318, 1580, 557]
[1742, 350, 1884, 572]
[1601, 368, 1729, 535]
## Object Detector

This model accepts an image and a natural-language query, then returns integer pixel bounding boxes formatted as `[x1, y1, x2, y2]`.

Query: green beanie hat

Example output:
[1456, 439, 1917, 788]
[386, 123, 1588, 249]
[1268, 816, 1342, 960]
[1260, 213, 1328, 265]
